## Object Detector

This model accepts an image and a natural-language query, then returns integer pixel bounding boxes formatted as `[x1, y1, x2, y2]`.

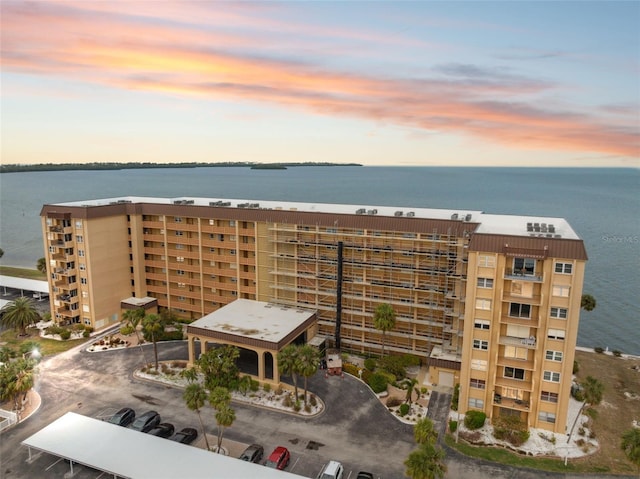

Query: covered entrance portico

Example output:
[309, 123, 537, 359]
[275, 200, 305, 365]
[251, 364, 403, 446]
[186, 299, 317, 385]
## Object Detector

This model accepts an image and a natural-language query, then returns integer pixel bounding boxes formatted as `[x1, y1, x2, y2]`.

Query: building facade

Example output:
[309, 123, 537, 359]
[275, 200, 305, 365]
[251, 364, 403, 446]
[40, 197, 587, 432]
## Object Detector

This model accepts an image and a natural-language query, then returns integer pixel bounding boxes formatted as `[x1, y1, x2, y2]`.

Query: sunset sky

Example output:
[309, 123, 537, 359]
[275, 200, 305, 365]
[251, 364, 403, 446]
[1, 1, 638, 167]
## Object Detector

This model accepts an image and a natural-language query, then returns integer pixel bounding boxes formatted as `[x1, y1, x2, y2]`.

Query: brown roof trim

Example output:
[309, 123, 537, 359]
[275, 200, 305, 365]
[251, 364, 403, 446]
[468, 233, 588, 261]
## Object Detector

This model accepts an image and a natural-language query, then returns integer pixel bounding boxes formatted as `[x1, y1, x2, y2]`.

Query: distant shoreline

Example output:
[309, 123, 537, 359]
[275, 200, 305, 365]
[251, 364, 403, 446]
[0, 162, 362, 173]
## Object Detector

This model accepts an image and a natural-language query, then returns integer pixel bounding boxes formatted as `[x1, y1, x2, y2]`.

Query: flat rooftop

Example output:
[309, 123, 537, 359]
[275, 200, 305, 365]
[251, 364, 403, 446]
[49, 196, 580, 239]
[189, 299, 316, 347]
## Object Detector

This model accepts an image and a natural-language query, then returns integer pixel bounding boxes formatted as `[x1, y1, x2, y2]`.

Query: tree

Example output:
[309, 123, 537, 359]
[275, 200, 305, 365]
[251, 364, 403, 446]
[621, 428, 640, 473]
[142, 313, 165, 371]
[414, 417, 438, 446]
[373, 303, 396, 357]
[183, 382, 211, 451]
[198, 345, 240, 391]
[278, 344, 302, 400]
[404, 378, 419, 405]
[568, 375, 604, 442]
[36, 257, 47, 274]
[299, 344, 319, 407]
[404, 442, 446, 479]
[0, 247, 4, 258]
[209, 386, 234, 454]
[1, 297, 40, 336]
[122, 308, 148, 367]
[0, 358, 36, 413]
[581, 294, 597, 312]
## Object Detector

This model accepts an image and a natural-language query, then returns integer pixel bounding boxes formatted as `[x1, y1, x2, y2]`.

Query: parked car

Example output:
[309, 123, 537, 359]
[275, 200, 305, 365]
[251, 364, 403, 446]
[264, 446, 290, 470]
[170, 427, 198, 444]
[107, 407, 135, 427]
[356, 473, 374, 479]
[239, 444, 264, 463]
[317, 461, 344, 479]
[130, 410, 161, 432]
[147, 422, 175, 438]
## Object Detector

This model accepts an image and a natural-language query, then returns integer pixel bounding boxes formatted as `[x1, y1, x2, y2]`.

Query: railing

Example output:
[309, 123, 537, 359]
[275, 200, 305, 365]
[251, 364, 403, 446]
[0, 409, 18, 431]
[505, 269, 543, 282]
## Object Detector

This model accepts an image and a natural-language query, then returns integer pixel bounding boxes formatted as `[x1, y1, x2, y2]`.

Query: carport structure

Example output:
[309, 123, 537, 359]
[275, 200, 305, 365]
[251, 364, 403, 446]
[186, 299, 318, 385]
[22, 412, 307, 478]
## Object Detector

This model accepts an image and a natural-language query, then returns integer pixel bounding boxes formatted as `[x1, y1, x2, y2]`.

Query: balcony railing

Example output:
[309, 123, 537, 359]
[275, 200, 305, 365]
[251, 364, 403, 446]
[505, 269, 543, 282]
[499, 335, 537, 349]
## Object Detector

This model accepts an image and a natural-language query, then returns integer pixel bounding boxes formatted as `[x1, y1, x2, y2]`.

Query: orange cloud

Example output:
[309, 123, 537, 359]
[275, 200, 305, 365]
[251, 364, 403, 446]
[1, 1, 638, 160]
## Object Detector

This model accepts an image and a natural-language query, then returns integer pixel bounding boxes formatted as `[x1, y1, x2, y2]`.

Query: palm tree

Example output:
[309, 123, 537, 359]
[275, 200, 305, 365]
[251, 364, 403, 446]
[0, 358, 36, 413]
[183, 382, 211, 451]
[142, 313, 165, 371]
[214, 405, 235, 454]
[278, 344, 302, 401]
[122, 308, 148, 367]
[621, 428, 640, 473]
[36, 257, 47, 274]
[568, 375, 604, 442]
[1, 297, 40, 336]
[404, 442, 447, 479]
[373, 303, 396, 357]
[581, 294, 597, 312]
[414, 417, 438, 446]
[198, 345, 240, 391]
[0, 247, 4, 258]
[299, 344, 320, 407]
[404, 378, 419, 405]
[209, 386, 231, 410]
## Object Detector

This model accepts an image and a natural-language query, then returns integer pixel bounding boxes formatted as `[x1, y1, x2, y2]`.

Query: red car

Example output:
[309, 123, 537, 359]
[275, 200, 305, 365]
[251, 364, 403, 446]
[264, 446, 290, 470]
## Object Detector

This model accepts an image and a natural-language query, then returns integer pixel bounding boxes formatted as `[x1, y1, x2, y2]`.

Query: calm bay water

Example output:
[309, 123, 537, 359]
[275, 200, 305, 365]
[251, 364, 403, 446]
[1, 167, 638, 354]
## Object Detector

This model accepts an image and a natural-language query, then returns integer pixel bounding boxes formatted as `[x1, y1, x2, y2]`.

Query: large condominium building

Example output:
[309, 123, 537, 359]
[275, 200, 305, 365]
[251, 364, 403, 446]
[41, 197, 586, 432]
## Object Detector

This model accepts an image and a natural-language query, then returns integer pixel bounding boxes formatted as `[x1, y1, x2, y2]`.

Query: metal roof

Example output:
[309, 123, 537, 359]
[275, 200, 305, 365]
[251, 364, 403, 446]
[22, 412, 308, 479]
[0, 275, 49, 294]
[468, 234, 588, 260]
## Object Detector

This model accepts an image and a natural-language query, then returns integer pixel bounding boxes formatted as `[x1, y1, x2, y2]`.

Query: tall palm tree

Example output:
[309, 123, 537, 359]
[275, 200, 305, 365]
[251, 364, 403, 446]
[373, 303, 396, 357]
[404, 442, 446, 479]
[214, 405, 235, 454]
[568, 375, 605, 442]
[404, 378, 419, 405]
[278, 344, 302, 401]
[414, 417, 438, 446]
[122, 308, 148, 366]
[581, 294, 597, 312]
[209, 386, 231, 410]
[1, 297, 40, 336]
[621, 428, 640, 473]
[142, 313, 165, 371]
[36, 257, 47, 274]
[183, 382, 211, 451]
[299, 344, 320, 407]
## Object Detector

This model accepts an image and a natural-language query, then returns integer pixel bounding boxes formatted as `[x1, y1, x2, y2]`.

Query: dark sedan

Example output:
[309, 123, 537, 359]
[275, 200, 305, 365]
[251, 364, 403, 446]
[107, 407, 135, 427]
[239, 444, 264, 463]
[147, 423, 175, 438]
[170, 427, 198, 444]
[130, 410, 161, 432]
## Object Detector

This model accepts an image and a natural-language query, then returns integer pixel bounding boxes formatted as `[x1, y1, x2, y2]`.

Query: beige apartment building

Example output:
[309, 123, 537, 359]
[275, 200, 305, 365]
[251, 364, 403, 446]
[40, 197, 586, 432]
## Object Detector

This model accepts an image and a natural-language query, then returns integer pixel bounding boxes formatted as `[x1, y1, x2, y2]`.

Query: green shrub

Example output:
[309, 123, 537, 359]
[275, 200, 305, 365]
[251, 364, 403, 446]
[399, 403, 410, 416]
[304, 404, 311, 413]
[378, 355, 405, 379]
[367, 372, 389, 393]
[613, 350, 622, 357]
[282, 394, 293, 408]
[263, 383, 271, 393]
[386, 397, 402, 408]
[364, 358, 377, 371]
[293, 400, 301, 412]
[59, 329, 71, 340]
[120, 325, 135, 336]
[45, 325, 64, 335]
[309, 394, 317, 407]
[451, 383, 460, 411]
[449, 420, 458, 433]
[361, 369, 372, 384]
[420, 387, 427, 395]
[250, 379, 260, 392]
[83, 329, 91, 338]
[342, 363, 359, 377]
[594, 346, 604, 354]
[464, 410, 486, 430]
[573, 360, 580, 374]
[492, 415, 530, 446]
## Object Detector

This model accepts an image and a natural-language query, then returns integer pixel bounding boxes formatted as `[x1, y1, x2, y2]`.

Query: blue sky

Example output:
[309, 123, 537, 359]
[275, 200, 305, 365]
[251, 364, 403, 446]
[1, 1, 638, 166]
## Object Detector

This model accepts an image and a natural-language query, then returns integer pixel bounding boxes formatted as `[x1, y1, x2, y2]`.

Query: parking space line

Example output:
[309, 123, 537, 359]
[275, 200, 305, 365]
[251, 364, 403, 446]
[288, 456, 301, 472]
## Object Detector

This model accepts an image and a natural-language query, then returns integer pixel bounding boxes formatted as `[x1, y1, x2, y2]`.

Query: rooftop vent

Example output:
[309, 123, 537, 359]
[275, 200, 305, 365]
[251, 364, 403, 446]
[465, 214, 472, 222]
[395, 211, 404, 217]
[117, 199, 132, 204]
[368, 209, 378, 215]
[356, 208, 366, 215]
[406, 211, 415, 217]
[238, 203, 250, 208]
[451, 213, 459, 220]
[249, 203, 260, 208]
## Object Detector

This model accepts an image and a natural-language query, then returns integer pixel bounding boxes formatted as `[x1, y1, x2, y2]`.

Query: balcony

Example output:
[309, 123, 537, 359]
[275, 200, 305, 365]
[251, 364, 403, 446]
[499, 335, 537, 349]
[493, 393, 530, 411]
[499, 315, 540, 328]
[504, 269, 543, 282]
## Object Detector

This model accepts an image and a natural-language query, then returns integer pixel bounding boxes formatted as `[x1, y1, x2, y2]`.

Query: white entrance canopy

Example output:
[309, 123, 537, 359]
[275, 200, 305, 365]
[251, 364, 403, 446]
[22, 412, 307, 479]
[0, 275, 49, 295]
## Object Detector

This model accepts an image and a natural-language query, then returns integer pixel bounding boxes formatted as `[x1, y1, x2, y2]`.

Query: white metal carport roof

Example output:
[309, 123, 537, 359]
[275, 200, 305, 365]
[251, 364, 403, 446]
[0, 275, 49, 294]
[22, 412, 308, 479]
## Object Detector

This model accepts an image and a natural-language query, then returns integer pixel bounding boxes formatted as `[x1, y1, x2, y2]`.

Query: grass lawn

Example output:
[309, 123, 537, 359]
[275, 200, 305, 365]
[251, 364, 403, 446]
[0, 266, 46, 280]
[446, 349, 640, 475]
[0, 327, 86, 357]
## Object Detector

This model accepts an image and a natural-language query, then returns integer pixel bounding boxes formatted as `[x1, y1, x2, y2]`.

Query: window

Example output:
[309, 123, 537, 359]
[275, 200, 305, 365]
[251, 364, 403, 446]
[509, 303, 531, 318]
[80, 278, 87, 285]
[550, 307, 567, 319]
[477, 278, 494, 288]
[176, 256, 184, 262]
[545, 350, 563, 362]
[75, 221, 82, 229]
[473, 340, 489, 351]
[178, 282, 186, 288]
[547, 328, 565, 340]
[553, 285, 570, 297]
[209, 219, 215, 225]
[78, 250, 85, 257]
[174, 217, 182, 223]
[178, 296, 186, 301]
[229, 220, 235, 227]
[474, 319, 490, 330]
[82, 304, 90, 312]
[49, 246, 56, 253]
[504, 346, 527, 360]
[555, 262, 573, 274]
[83, 317, 91, 325]
[513, 258, 535, 275]
[504, 367, 525, 380]
[230, 249, 236, 255]
[75, 235, 83, 243]
[82, 291, 88, 298]
[468, 398, 484, 409]
[471, 359, 487, 371]
[543, 371, 560, 382]
[475, 299, 491, 310]
[478, 255, 495, 267]
[177, 270, 185, 276]
[175, 231, 184, 236]
[470, 378, 486, 389]
[539, 411, 556, 424]
[541, 391, 559, 403]
[175, 244, 184, 250]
